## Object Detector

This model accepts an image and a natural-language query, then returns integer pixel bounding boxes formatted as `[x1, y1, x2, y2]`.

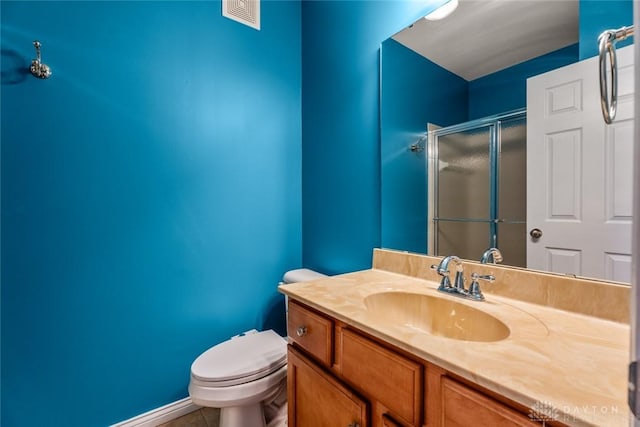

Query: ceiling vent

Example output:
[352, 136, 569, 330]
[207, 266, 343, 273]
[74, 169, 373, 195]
[222, 0, 260, 30]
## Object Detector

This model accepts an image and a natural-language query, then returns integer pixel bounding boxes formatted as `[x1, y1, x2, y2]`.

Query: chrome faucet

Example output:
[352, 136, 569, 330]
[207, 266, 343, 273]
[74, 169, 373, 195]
[480, 247, 503, 264]
[431, 255, 495, 301]
[431, 255, 466, 295]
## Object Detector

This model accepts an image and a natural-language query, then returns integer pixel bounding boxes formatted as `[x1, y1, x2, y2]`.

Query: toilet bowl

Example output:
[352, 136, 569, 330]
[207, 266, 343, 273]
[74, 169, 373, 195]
[189, 268, 327, 427]
[189, 330, 287, 427]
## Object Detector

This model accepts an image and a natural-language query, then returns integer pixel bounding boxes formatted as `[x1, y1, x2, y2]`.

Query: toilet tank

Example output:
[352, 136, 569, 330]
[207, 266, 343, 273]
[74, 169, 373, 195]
[280, 269, 327, 324]
[281, 268, 327, 284]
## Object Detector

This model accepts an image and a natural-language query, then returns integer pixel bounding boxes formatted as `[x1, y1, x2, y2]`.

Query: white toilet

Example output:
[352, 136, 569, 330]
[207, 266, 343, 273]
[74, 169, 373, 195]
[189, 269, 326, 427]
[189, 329, 287, 427]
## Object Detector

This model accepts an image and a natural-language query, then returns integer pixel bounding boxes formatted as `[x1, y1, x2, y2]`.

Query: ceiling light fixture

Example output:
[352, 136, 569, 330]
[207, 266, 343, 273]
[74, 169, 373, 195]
[424, 0, 459, 21]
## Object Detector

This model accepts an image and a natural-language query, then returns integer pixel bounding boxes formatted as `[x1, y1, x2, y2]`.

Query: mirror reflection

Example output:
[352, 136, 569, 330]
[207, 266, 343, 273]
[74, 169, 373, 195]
[380, 0, 634, 284]
[428, 110, 527, 268]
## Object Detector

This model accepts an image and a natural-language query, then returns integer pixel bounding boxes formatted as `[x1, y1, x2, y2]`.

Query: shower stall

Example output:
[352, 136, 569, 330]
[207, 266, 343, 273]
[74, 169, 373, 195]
[427, 109, 527, 267]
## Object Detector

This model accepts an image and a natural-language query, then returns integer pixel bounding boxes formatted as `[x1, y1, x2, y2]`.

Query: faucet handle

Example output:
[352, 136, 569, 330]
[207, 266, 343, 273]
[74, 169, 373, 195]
[472, 273, 495, 282]
[468, 272, 495, 301]
[430, 264, 452, 290]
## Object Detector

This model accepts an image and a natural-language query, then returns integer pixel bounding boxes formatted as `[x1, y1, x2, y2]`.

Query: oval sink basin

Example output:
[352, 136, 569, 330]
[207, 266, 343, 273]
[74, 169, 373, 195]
[364, 292, 510, 342]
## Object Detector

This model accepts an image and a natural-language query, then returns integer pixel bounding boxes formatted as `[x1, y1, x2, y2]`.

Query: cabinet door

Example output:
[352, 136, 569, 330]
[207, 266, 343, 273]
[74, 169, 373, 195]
[339, 328, 422, 426]
[381, 413, 404, 427]
[288, 346, 368, 427]
[441, 377, 540, 427]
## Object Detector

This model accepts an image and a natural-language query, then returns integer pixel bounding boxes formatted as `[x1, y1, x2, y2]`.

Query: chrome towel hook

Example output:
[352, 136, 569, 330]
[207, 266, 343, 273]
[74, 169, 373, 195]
[598, 26, 633, 124]
[30, 40, 52, 79]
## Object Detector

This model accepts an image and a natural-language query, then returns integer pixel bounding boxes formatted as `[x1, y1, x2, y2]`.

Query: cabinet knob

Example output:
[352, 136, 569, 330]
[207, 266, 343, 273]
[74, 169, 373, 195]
[347, 423, 360, 427]
[296, 326, 308, 337]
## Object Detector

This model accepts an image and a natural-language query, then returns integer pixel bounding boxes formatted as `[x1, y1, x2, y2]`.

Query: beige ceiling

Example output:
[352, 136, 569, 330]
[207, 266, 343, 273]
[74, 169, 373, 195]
[391, 0, 579, 81]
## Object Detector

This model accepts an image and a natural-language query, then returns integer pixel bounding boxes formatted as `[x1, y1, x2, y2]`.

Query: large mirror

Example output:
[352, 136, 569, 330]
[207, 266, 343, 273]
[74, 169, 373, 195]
[380, 0, 634, 283]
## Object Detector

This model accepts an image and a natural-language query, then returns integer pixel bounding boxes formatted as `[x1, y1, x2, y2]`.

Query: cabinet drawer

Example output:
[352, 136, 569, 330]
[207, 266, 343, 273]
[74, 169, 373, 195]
[287, 300, 333, 366]
[441, 377, 540, 426]
[339, 328, 422, 426]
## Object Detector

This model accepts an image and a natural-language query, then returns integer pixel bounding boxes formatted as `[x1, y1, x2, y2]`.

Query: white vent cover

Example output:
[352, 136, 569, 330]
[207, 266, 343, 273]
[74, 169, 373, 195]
[222, 0, 260, 31]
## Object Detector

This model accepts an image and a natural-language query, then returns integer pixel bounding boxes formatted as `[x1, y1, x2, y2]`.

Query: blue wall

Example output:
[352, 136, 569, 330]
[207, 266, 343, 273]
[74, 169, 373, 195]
[1, 0, 635, 425]
[579, 0, 633, 60]
[1, 1, 301, 426]
[380, 39, 467, 253]
[301, 0, 444, 274]
[468, 44, 579, 119]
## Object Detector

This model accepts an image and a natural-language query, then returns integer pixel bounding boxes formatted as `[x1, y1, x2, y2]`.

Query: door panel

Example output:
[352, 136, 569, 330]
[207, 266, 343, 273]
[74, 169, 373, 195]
[498, 116, 527, 222]
[436, 220, 491, 261]
[526, 45, 634, 281]
[437, 127, 492, 220]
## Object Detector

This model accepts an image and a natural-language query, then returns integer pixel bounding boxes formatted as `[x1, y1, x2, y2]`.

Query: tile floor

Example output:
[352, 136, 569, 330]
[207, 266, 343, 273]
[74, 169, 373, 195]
[158, 407, 220, 427]
[160, 387, 287, 427]
[156, 402, 287, 427]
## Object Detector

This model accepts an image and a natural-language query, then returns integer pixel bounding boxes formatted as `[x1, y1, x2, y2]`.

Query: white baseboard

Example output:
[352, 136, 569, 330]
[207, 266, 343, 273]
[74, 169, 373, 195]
[111, 397, 201, 427]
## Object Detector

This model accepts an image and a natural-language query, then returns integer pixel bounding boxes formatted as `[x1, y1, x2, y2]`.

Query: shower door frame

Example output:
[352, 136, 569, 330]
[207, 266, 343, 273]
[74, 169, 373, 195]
[426, 108, 526, 257]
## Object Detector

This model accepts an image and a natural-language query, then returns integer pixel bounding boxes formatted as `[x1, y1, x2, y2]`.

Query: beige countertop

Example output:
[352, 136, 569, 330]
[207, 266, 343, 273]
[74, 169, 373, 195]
[279, 267, 630, 427]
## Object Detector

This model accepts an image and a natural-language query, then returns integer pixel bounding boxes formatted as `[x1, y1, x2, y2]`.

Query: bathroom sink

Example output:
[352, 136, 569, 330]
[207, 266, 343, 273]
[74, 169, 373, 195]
[364, 292, 510, 342]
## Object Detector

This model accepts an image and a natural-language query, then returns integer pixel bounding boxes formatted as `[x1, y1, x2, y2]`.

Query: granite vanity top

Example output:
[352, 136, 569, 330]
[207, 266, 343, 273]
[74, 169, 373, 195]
[279, 254, 630, 427]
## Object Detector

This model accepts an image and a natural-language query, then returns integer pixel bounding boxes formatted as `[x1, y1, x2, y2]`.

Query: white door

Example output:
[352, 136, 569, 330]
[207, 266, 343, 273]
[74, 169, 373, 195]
[526, 45, 634, 282]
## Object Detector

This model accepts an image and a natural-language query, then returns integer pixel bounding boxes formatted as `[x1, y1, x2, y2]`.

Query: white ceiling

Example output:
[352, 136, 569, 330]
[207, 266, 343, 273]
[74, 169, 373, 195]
[391, 0, 579, 81]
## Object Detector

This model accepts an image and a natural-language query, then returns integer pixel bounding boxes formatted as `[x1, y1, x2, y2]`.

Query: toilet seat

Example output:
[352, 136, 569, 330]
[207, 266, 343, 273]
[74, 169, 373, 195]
[191, 330, 287, 387]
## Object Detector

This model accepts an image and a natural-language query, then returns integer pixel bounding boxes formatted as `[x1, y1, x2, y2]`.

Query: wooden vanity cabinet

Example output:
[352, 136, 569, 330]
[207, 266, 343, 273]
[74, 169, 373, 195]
[287, 300, 333, 367]
[286, 300, 556, 427]
[439, 377, 540, 427]
[338, 327, 422, 426]
[288, 345, 368, 427]
[288, 301, 422, 427]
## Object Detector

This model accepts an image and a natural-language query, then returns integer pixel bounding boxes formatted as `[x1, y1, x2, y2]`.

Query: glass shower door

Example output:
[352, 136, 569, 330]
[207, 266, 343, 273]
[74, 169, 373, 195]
[434, 125, 494, 261]
[496, 116, 526, 267]
[429, 109, 526, 266]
